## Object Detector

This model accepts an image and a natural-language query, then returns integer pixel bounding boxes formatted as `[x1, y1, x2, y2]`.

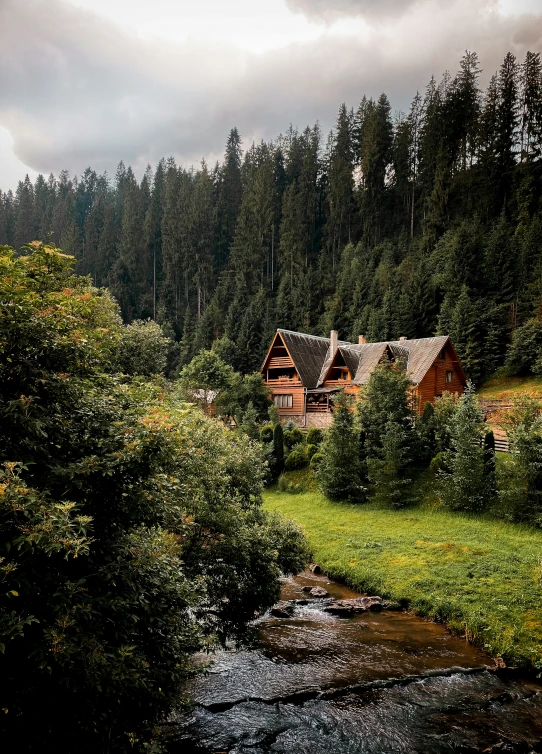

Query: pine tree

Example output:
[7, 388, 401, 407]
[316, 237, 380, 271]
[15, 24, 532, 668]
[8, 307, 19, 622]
[439, 383, 488, 512]
[317, 392, 365, 502]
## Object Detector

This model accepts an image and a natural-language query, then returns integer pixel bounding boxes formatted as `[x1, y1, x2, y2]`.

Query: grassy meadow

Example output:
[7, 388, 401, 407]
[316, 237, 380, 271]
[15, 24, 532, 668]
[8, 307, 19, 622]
[478, 374, 542, 400]
[264, 472, 542, 671]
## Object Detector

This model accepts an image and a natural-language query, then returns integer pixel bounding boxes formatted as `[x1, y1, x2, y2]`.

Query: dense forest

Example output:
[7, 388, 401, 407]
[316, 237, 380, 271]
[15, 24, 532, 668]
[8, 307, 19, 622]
[2, 50, 542, 383]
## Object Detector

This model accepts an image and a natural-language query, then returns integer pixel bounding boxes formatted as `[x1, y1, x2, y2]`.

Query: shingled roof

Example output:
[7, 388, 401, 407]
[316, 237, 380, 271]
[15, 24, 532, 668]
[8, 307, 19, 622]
[277, 330, 348, 389]
[264, 330, 464, 390]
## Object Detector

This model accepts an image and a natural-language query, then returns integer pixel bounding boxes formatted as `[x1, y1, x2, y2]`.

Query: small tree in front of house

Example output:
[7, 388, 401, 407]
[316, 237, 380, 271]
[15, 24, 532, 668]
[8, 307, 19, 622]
[316, 392, 366, 503]
[357, 361, 418, 506]
[357, 360, 418, 461]
[367, 418, 416, 508]
[179, 349, 234, 414]
[439, 382, 489, 512]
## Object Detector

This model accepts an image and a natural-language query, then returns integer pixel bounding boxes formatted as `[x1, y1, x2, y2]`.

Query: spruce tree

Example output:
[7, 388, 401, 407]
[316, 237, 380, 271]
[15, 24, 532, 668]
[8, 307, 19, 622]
[317, 392, 365, 503]
[439, 383, 488, 512]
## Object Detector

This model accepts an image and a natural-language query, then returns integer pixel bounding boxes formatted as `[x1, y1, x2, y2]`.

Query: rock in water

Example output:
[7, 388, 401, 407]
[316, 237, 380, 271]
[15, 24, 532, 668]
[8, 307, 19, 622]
[271, 601, 295, 618]
[309, 586, 329, 598]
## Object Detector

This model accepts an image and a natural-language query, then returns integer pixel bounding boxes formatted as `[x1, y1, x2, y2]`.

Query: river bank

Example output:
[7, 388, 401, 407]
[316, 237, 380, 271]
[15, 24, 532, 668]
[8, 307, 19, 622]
[263, 486, 542, 671]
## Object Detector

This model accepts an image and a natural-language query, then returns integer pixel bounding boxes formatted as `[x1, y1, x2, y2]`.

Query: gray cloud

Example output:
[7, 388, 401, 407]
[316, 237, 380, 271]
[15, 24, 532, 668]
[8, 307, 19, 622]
[285, 0, 423, 23]
[0, 0, 541, 186]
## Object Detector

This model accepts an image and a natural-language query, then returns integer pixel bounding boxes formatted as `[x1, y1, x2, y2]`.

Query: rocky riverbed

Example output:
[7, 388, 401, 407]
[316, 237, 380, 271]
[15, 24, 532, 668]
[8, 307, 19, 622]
[163, 570, 542, 753]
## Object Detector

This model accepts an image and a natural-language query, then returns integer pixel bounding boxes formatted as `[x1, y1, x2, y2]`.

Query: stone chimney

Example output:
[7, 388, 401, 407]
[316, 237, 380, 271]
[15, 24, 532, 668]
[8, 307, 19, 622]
[358, 335, 367, 345]
[399, 336, 408, 341]
[330, 330, 338, 356]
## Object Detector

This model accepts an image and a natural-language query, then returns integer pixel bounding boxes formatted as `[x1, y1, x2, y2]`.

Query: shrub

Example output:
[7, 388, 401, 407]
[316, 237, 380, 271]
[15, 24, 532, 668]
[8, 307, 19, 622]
[284, 448, 307, 471]
[285, 420, 296, 431]
[306, 443, 318, 460]
[306, 427, 324, 446]
[284, 427, 304, 450]
[260, 425, 274, 443]
[310, 452, 323, 470]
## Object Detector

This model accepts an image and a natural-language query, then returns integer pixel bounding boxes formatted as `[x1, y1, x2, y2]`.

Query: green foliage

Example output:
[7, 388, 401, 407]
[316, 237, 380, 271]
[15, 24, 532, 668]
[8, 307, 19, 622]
[418, 401, 436, 462]
[273, 423, 285, 476]
[367, 419, 416, 508]
[284, 426, 304, 450]
[316, 393, 366, 503]
[505, 318, 542, 376]
[284, 448, 307, 471]
[439, 383, 489, 512]
[433, 392, 460, 453]
[306, 427, 324, 446]
[499, 396, 542, 524]
[237, 400, 260, 439]
[310, 451, 323, 470]
[0, 246, 308, 751]
[357, 361, 417, 461]
[116, 318, 172, 376]
[306, 443, 318, 460]
[260, 424, 274, 443]
[216, 371, 272, 424]
[179, 348, 234, 413]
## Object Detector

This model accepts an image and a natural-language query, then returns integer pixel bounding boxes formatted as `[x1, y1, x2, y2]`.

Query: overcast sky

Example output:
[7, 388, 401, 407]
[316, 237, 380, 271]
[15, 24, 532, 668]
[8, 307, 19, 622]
[0, 0, 541, 191]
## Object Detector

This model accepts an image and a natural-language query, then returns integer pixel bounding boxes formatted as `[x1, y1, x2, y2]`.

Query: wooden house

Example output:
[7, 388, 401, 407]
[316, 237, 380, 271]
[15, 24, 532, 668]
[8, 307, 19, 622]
[261, 329, 466, 427]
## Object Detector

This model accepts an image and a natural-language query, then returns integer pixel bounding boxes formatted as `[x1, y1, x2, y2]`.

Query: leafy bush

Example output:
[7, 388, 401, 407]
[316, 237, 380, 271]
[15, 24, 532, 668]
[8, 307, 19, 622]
[117, 319, 172, 376]
[306, 443, 318, 460]
[284, 448, 307, 471]
[260, 425, 274, 443]
[306, 427, 324, 446]
[284, 427, 304, 450]
[0, 244, 309, 752]
[310, 451, 324, 470]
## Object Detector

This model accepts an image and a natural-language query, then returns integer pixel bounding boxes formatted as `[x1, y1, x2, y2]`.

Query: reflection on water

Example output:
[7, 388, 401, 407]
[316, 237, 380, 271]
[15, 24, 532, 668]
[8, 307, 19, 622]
[164, 572, 542, 753]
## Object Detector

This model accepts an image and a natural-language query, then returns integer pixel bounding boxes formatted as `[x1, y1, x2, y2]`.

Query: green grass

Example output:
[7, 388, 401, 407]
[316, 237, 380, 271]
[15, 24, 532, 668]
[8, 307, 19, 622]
[264, 476, 542, 671]
[478, 373, 542, 400]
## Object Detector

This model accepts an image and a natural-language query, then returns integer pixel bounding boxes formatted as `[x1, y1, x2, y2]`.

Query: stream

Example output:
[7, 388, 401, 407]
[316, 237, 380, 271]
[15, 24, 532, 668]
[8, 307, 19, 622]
[163, 571, 542, 753]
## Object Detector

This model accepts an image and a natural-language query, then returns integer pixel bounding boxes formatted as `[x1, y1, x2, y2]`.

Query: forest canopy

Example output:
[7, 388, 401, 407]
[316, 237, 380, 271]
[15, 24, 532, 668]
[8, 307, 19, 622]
[1, 50, 542, 384]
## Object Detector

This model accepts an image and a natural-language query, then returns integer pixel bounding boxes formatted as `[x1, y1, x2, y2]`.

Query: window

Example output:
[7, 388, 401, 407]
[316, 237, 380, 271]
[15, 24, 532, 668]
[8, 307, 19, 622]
[274, 394, 293, 409]
[438, 348, 446, 360]
[446, 370, 453, 384]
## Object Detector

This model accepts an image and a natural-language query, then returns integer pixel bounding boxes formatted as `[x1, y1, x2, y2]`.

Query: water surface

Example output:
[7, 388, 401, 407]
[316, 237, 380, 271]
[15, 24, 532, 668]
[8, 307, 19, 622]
[164, 572, 542, 753]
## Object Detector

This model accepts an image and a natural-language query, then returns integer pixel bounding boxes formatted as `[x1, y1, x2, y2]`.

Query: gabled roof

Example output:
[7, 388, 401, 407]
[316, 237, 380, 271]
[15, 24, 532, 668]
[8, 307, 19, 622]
[263, 330, 465, 390]
[277, 329, 348, 389]
[387, 336, 450, 384]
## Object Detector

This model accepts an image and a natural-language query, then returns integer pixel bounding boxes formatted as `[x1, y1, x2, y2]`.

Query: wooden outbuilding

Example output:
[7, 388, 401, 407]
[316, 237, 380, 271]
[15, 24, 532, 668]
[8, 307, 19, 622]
[261, 329, 466, 427]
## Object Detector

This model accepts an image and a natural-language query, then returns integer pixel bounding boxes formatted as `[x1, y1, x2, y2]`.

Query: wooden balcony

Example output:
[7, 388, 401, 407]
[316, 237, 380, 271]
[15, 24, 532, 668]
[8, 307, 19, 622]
[266, 376, 300, 385]
[306, 404, 330, 413]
